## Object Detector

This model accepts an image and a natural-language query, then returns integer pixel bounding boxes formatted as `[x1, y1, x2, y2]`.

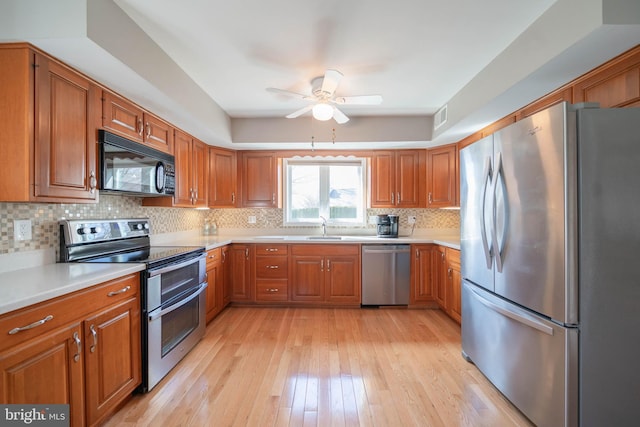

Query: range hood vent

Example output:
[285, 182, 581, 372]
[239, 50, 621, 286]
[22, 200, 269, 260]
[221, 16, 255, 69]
[434, 104, 448, 131]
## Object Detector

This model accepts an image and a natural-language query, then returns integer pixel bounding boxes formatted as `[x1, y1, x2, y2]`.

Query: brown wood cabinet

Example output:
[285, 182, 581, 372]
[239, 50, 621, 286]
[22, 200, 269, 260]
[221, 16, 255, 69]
[0, 273, 141, 427]
[229, 244, 254, 302]
[254, 244, 288, 302]
[426, 144, 458, 207]
[0, 44, 100, 203]
[221, 245, 232, 307]
[370, 150, 425, 208]
[209, 147, 238, 208]
[409, 244, 438, 306]
[205, 247, 225, 322]
[240, 151, 278, 207]
[445, 248, 461, 324]
[102, 90, 173, 154]
[290, 245, 361, 306]
[433, 246, 447, 307]
[144, 130, 207, 208]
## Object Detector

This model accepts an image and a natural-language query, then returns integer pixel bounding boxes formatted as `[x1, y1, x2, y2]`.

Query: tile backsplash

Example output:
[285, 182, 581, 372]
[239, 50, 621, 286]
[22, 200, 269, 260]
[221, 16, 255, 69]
[0, 195, 459, 255]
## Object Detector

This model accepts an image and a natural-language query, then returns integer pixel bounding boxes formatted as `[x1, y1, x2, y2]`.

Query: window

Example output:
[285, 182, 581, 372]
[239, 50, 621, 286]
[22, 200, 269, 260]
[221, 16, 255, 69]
[284, 157, 366, 225]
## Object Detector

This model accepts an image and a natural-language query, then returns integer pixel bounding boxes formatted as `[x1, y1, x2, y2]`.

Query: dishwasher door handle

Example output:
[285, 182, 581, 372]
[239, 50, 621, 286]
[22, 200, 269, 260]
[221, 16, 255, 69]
[362, 246, 411, 254]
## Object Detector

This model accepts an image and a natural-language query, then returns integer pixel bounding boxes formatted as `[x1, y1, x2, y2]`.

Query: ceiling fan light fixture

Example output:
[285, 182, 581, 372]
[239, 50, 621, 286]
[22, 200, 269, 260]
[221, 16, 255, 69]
[312, 103, 333, 121]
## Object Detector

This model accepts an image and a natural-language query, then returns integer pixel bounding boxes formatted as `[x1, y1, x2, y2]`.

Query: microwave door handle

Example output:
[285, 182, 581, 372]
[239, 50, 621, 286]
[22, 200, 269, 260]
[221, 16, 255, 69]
[148, 255, 204, 277]
[148, 283, 207, 322]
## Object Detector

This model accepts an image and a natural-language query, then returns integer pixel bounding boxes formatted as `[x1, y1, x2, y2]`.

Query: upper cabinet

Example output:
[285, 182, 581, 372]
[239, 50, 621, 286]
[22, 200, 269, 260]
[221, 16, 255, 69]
[0, 45, 100, 203]
[209, 147, 238, 208]
[240, 151, 279, 208]
[426, 143, 458, 208]
[102, 90, 173, 154]
[370, 150, 425, 208]
[143, 130, 207, 208]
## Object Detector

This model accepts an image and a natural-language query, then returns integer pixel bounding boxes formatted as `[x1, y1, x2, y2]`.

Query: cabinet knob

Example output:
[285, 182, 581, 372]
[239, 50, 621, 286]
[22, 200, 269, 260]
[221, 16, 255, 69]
[428, 192, 433, 204]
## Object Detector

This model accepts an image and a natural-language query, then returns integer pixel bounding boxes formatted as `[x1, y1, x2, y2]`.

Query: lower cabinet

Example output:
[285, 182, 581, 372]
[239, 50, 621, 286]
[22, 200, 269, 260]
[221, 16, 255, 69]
[255, 244, 289, 303]
[0, 273, 141, 427]
[445, 248, 462, 324]
[290, 244, 361, 306]
[205, 247, 225, 322]
[229, 244, 254, 302]
[410, 244, 438, 306]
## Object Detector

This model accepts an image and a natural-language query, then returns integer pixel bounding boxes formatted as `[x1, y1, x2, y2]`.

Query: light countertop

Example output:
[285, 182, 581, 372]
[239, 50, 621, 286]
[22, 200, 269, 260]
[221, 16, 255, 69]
[0, 231, 459, 317]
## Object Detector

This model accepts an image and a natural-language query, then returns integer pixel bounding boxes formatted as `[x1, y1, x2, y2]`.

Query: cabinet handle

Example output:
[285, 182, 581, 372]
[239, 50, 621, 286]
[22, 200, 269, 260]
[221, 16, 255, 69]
[137, 119, 143, 136]
[267, 265, 279, 269]
[266, 248, 278, 252]
[145, 122, 151, 139]
[73, 331, 81, 363]
[391, 192, 395, 204]
[272, 193, 276, 204]
[397, 192, 400, 204]
[194, 189, 198, 203]
[267, 288, 279, 293]
[428, 192, 433, 204]
[107, 285, 131, 297]
[441, 252, 445, 260]
[415, 249, 419, 258]
[320, 259, 324, 272]
[89, 171, 97, 194]
[326, 259, 331, 271]
[231, 192, 235, 203]
[89, 324, 97, 353]
[208, 254, 217, 259]
[222, 251, 226, 263]
[8, 314, 54, 335]
[245, 248, 249, 259]
[448, 268, 452, 277]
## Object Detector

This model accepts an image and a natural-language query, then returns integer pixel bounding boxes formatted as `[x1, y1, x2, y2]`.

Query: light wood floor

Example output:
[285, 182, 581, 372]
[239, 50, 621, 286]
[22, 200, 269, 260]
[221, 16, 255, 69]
[105, 307, 533, 427]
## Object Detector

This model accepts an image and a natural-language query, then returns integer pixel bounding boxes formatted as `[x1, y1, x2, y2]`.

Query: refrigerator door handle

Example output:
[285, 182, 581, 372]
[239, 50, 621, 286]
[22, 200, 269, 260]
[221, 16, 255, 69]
[469, 284, 554, 336]
[480, 156, 493, 269]
[492, 152, 505, 273]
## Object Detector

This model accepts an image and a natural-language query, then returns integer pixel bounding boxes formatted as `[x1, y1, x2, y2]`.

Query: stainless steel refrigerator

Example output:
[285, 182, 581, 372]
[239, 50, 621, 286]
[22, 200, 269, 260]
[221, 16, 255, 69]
[460, 102, 640, 427]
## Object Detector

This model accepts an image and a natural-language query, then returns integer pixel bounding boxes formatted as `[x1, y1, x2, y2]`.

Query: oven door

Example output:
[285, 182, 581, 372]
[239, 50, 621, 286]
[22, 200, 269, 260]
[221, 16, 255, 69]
[145, 255, 207, 390]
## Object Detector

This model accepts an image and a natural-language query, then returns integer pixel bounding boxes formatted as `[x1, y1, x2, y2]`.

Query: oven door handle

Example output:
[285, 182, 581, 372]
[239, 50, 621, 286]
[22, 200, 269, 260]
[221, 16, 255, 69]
[148, 254, 205, 277]
[148, 282, 207, 322]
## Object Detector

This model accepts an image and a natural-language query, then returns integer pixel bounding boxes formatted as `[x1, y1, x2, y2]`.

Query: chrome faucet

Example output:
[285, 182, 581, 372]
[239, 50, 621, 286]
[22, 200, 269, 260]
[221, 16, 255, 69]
[319, 216, 327, 237]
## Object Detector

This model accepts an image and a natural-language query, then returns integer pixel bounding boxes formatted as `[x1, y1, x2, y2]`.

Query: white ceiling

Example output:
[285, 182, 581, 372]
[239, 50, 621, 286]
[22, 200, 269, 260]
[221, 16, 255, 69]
[2, 0, 639, 149]
[114, 0, 556, 119]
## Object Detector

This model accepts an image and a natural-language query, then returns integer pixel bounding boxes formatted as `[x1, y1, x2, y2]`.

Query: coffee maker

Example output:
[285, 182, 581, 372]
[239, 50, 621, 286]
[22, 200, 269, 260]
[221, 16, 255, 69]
[376, 214, 399, 237]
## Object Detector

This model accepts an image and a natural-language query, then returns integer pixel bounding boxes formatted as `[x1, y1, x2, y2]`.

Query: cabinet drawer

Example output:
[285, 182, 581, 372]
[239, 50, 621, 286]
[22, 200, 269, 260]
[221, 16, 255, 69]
[0, 274, 139, 352]
[256, 280, 288, 302]
[255, 244, 288, 255]
[255, 256, 288, 278]
[446, 248, 460, 269]
[206, 247, 222, 269]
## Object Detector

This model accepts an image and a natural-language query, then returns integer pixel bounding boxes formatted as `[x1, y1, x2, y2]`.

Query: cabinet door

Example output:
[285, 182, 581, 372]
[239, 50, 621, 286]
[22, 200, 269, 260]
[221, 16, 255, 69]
[209, 148, 238, 208]
[427, 144, 457, 208]
[0, 323, 85, 427]
[102, 90, 144, 142]
[290, 255, 324, 302]
[221, 246, 232, 307]
[396, 150, 424, 208]
[447, 249, 462, 324]
[370, 151, 395, 207]
[410, 245, 436, 304]
[143, 113, 173, 154]
[34, 53, 99, 202]
[325, 255, 361, 304]
[434, 246, 447, 308]
[241, 152, 277, 207]
[84, 297, 141, 427]
[229, 245, 254, 302]
[206, 261, 223, 322]
[172, 130, 194, 206]
[191, 138, 208, 207]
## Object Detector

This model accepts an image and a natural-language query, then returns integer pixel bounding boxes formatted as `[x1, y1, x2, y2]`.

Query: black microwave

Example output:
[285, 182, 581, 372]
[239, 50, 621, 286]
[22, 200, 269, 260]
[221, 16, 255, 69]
[99, 130, 175, 197]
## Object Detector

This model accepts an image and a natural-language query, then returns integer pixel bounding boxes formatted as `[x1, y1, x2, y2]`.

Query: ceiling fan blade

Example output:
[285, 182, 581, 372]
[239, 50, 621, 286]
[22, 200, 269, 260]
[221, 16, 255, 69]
[333, 95, 383, 105]
[286, 104, 314, 119]
[332, 107, 349, 124]
[321, 69, 343, 96]
[267, 87, 313, 100]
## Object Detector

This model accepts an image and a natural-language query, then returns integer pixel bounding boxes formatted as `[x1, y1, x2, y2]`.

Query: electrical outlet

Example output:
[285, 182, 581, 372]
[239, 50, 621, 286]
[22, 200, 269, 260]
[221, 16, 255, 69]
[248, 215, 257, 224]
[408, 215, 417, 225]
[14, 219, 32, 241]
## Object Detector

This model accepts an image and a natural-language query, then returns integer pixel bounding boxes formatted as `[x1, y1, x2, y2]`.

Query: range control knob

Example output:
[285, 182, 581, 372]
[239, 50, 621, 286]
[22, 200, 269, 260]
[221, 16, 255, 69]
[78, 226, 91, 235]
[136, 223, 143, 230]
[144, 223, 150, 230]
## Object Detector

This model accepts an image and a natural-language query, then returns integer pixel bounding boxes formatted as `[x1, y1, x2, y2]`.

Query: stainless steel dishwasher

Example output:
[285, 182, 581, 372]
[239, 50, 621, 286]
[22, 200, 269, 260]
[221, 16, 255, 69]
[361, 244, 411, 306]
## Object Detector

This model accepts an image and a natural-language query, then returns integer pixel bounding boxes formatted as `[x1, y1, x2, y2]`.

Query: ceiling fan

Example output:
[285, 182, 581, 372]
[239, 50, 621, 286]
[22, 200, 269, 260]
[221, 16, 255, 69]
[267, 69, 382, 124]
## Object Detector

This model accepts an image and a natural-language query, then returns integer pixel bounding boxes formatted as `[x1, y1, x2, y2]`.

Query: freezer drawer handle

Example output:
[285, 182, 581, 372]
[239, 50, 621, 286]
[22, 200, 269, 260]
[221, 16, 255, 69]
[469, 286, 554, 336]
